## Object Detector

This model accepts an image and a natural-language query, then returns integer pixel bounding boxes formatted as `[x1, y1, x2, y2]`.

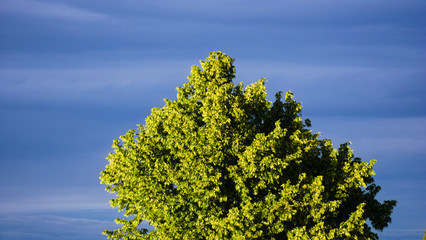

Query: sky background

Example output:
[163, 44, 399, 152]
[0, 0, 425, 239]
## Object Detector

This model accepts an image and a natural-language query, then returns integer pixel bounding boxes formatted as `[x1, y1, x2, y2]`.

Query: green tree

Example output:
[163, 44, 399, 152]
[100, 51, 396, 239]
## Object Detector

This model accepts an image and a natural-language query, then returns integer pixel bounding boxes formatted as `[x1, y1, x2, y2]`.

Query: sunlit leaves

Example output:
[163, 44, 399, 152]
[100, 51, 396, 240]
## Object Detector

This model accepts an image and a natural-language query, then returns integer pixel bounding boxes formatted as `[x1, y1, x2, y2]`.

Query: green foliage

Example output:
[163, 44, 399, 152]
[100, 51, 396, 239]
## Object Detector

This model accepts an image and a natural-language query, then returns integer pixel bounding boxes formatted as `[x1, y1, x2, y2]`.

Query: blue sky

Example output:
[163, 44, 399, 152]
[0, 0, 425, 239]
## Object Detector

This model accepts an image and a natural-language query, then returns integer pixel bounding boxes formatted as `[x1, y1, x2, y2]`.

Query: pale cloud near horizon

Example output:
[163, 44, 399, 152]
[0, 214, 116, 240]
[0, 191, 110, 214]
[0, 214, 154, 240]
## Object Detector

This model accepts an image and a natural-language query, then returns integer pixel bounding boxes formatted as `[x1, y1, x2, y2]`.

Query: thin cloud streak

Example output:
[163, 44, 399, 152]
[0, 214, 117, 240]
[0, 0, 109, 21]
[0, 192, 110, 214]
[0, 63, 190, 105]
[0, 214, 113, 226]
[308, 116, 426, 156]
[94, 0, 424, 27]
[1, 61, 424, 116]
[1, 0, 424, 57]
[0, 213, 154, 240]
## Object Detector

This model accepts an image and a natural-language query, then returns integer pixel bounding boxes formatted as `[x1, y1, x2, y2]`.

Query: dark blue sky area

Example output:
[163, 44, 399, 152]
[0, 1, 425, 239]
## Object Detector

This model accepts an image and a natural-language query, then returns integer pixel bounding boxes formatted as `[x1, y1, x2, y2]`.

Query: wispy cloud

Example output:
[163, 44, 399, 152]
[236, 61, 426, 118]
[379, 228, 425, 239]
[0, 213, 154, 240]
[0, 214, 116, 240]
[0, 0, 109, 21]
[1, 58, 424, 120]
[0, 214, 112, 227]
[0, 191, 110, 214]
[0, 61, 191, 106]
[309, 117, 426, 154]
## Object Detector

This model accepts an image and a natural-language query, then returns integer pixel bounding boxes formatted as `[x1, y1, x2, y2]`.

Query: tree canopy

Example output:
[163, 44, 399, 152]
[100, 51, 396, 239]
